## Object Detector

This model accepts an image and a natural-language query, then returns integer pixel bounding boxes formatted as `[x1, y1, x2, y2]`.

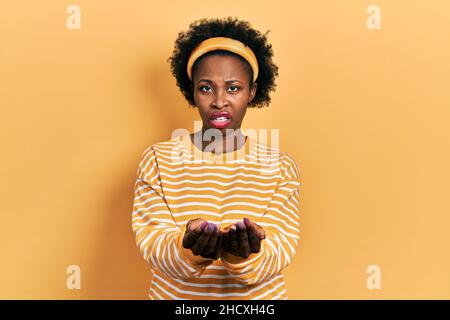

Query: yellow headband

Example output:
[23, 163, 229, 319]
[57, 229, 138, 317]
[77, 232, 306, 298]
[186, 36, 259, 83]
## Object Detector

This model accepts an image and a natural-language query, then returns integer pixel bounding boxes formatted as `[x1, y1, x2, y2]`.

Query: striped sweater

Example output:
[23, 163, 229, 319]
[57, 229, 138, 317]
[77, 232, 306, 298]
[131, 134, 301, 300]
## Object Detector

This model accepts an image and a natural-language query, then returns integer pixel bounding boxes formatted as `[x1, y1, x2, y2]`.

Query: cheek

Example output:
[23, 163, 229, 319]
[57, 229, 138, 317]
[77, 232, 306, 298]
[194, 92, 211, 106]
[235, 111, 246, 121]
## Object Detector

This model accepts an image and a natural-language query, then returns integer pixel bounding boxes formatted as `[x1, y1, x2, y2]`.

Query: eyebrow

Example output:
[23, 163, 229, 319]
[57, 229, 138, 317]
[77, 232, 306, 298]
[197, 79, 243, 85]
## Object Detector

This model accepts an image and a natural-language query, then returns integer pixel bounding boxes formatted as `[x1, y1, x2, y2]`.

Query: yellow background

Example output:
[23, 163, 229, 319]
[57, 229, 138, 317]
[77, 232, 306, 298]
[1, 0, 449, 299]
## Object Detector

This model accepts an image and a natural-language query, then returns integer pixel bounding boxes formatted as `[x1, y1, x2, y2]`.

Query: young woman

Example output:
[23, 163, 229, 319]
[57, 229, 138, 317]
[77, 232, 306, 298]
[132, 17, 301, 300]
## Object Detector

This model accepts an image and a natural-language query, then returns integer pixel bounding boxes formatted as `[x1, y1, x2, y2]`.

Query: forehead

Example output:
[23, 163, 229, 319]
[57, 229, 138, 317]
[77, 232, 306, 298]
[193, 54, 249, 82]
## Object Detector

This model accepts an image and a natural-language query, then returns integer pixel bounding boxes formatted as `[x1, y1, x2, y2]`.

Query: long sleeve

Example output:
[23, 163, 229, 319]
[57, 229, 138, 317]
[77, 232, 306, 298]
[131, 146, 214, 280]
[220, 152, 301, 286]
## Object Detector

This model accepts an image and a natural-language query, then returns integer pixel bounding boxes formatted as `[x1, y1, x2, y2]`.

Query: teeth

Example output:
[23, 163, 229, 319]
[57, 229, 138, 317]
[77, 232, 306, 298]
[213, 117, 228, 121]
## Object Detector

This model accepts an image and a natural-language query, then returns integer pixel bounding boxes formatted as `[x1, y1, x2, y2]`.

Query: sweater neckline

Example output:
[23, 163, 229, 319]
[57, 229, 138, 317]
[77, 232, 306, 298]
[180, 132, 254, 160]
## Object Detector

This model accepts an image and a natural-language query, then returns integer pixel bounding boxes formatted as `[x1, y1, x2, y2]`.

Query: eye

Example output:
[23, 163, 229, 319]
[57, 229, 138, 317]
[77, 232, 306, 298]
[228, 85, 240, 92]
[199, 85, 212, 93]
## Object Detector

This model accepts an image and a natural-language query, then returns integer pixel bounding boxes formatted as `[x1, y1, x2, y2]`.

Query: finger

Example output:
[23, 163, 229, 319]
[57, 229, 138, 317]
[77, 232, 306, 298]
[260, 228, 266, 240]
[191, 222, 215, 255]
[221, 229, 231, 252]
[191, 221, 208, 234]
[221, 229, 229, 247]
[244, 218, 260, 252]
[217, 232, 223, 249]
[187, 219, 205, 233]
[228, 231, 241, 256]
[211, 232, 223, 259]
[244, 217, 266, 240]
[202, 224, 220, 256]
[229, 226, 238, 252]
[183, 221, 207, 248]
[226, 229, 239, 255]
[236, 221, 250, 258]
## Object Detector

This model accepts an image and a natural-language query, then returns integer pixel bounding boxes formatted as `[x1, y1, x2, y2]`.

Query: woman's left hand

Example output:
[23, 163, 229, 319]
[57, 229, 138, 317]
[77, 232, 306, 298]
[220, 217, 266, 258]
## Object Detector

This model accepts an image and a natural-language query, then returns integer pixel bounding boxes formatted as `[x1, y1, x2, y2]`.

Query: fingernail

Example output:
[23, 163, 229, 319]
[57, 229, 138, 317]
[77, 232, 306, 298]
[200, 222, 207, 230]
[207, 224, 214, 232]
[237, 222, 245, 230]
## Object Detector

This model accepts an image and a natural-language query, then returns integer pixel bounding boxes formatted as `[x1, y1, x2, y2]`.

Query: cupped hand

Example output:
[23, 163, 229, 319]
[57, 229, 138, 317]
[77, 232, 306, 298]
[182, 218, 222, 260]
[220, 217, 266, 259]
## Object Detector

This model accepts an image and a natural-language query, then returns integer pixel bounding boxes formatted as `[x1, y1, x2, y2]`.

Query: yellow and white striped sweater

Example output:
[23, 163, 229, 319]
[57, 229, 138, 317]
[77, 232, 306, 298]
[131, 134, 301, 300]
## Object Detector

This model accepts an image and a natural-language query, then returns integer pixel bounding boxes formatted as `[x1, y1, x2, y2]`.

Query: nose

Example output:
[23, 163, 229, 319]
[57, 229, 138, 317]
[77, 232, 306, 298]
[212, 88, 229, 109]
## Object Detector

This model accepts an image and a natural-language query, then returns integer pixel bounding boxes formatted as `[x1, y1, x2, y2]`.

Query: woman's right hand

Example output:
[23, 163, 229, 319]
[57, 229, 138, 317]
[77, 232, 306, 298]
[182, 218, 222, 260]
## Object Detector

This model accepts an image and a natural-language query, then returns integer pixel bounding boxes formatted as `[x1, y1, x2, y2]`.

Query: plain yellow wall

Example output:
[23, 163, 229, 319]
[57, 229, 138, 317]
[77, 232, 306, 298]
[1, 0, 449, 299]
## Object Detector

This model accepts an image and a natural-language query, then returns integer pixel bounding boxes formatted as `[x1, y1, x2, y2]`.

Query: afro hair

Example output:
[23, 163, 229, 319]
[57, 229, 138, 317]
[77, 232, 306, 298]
[167, 17, 279, 108]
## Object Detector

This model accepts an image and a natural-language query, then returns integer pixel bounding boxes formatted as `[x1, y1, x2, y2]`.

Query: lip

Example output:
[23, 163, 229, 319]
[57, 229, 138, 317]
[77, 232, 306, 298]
[209, 111, 232, 120]
[209, 111, 232, 129]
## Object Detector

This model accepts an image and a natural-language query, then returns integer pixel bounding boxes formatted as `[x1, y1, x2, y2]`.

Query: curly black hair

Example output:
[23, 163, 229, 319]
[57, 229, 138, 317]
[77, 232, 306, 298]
[167, 17, 279, 109]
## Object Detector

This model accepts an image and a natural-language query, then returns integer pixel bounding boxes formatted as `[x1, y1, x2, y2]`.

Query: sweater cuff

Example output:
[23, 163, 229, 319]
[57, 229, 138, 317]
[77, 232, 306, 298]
[220, 249, 262, 265]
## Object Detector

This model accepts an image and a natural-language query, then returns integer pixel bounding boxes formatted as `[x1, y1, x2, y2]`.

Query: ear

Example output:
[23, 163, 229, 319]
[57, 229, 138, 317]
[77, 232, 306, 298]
[248, 81, 258, 103]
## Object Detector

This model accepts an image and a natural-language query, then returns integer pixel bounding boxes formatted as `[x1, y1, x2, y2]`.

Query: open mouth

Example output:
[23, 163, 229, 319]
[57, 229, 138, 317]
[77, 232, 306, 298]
[210, 117, 232, 128]
[209, 111, 232, 128]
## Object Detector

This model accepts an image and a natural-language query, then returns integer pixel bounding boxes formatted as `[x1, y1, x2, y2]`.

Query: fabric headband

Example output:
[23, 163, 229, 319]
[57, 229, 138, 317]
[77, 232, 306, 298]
[186, 36, 259, 83]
